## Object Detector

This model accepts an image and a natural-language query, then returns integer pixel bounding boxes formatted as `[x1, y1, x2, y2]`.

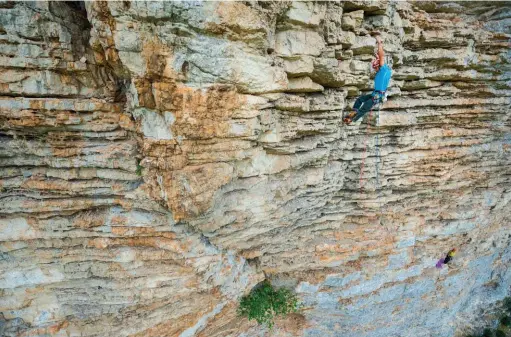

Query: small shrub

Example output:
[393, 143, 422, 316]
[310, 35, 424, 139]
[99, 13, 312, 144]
[135, 160, 143, 176]
[495, 330, 506, 337]
[482, 328, 494, 337]
[238, 281, 298, 328]
[504, 297, 511, 313]
[500, 315, 511, 327]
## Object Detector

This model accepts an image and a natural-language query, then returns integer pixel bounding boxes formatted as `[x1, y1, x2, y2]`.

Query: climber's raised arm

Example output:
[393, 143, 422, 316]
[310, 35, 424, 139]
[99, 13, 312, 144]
[376, 36, 384, 66]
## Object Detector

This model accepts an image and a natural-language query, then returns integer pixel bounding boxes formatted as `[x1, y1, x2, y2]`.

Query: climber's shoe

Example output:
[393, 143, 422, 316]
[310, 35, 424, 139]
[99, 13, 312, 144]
[344, 111, 356, 125]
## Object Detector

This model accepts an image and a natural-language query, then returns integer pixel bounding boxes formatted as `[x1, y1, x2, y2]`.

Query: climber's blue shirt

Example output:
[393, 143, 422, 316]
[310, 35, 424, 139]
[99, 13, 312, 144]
[374, 64, 392, 92]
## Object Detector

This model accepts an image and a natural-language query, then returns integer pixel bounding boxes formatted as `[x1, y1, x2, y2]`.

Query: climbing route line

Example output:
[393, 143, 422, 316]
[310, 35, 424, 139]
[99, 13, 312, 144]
[359, 103, 385, 227]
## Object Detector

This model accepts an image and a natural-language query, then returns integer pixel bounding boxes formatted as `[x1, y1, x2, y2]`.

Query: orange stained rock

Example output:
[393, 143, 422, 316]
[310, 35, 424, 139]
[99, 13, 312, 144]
[185, 277, 199, 289]
[19, 320, 69, 337]
[6, 114, 44, 128]
[134, 83, 252, 221]
[141, 39, 170, 79]
[196, 302, 258, 337]
[18, 197, 115, 213]
[73, 212, 106, 229]
[129, 313, 196, 337]
[273, 313, 310, 336]
[21, 178, 85, 192]
[109, 215, 130, 226]
[315, 242, 353, 254]
[162, 162, 234, 221]
[50, 145, 86, 158]
[116, 198, 136, 211]
[240, 249, 262, 259]
[111, 226, 175, 237]
[134, 78, 156, 109]
[153, 82, 244, 120]
[87, 237, 189, 253]
[119, 113, 135, 130]
[129, 298, 220, 337]
[316, 251, 354, 263]
[29, 100, 45, 110]
[6, 107, 126, 128]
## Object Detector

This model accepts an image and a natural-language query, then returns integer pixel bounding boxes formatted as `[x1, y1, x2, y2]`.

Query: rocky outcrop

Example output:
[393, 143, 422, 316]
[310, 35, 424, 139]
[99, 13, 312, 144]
[0, 1, 510, 337]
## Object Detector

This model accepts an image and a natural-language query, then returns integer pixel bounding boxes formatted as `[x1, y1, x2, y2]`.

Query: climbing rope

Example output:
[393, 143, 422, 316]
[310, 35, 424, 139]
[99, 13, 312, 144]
[358, 109, 374, 190]
[358, 103, 385, 227]
[375, 104, 384, 227]
[358, 102, 380, 190]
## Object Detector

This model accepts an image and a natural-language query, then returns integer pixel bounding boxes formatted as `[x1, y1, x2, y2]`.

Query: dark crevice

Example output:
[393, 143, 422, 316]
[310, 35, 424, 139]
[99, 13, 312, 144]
[113, 79, 130, 103]
[247, 256, 261, 270]
[63, 1, 88, 20]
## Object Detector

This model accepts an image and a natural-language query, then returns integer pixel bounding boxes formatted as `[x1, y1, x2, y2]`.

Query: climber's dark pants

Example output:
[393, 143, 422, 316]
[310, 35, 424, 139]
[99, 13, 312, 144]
[443, 255, 453, 264]
[352, 94, 378, 122]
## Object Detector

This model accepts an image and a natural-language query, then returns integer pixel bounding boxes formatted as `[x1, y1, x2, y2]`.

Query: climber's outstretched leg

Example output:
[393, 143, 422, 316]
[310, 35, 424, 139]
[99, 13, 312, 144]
[344, 94, 376, 125]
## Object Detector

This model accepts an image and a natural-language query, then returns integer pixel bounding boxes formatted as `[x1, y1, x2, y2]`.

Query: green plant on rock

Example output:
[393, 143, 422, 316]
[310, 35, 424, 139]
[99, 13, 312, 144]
[482, 328, 495, 337]
[504, 297, 511, 313]
[500, 315, 511, 327]
[237, 281, 298, 328]
[495, 329, 506, 337]
[135, 159, 143, 176]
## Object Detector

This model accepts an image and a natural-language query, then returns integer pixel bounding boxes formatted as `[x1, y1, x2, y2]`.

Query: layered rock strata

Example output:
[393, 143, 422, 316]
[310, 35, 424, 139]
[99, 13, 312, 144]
[0, 1, 510, 337]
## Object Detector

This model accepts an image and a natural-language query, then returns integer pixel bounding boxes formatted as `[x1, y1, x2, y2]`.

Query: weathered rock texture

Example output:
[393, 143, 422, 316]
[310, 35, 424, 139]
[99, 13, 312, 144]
[0, 1, 510, 337]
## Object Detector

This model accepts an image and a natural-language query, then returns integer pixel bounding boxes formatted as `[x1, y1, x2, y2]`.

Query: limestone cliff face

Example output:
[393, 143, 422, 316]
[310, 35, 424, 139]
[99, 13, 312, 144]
[0, 1, 510, 337]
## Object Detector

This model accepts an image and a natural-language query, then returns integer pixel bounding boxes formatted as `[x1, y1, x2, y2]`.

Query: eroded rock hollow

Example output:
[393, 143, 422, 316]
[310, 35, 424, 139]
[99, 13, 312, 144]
[1, 1, 510, 336]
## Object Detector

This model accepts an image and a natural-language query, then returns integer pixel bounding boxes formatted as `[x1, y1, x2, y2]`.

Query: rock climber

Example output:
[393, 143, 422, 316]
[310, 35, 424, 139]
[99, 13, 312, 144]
[435, 248, 457, 269]
[343, 35, 392, 125]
